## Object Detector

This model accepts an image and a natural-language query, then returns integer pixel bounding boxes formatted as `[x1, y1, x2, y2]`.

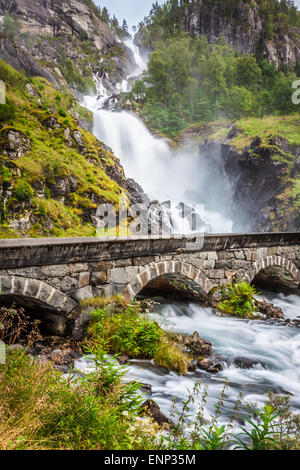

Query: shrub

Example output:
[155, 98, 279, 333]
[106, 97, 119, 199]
[88, 303, 161, 358]
[58, 108, 67, 118]
[0, 348, 148, 450]
[0, 102, 16, 123]
[12, 179, 34, 202]
[0, 60, 25, 89]
[86, 300, 189, 374]
[217, 281, 259, 318]
[154, 336, 188, 375]
[0, 351, 299, 450]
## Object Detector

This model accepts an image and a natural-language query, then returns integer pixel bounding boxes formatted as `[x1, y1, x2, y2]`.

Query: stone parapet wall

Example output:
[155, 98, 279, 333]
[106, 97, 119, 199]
[0, 235, 299, 335]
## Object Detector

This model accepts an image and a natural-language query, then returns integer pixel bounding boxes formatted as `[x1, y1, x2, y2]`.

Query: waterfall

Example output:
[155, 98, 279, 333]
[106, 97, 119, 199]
[83, 39, 234, 234]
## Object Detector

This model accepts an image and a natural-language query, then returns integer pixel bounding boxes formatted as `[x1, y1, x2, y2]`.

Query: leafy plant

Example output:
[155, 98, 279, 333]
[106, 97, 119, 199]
[217, 281, 259, 318]
[233, 405, 280, 450]
[0, 102, 16, 123]
[12, 179, 34, 202]
[86, 299, 189, 374]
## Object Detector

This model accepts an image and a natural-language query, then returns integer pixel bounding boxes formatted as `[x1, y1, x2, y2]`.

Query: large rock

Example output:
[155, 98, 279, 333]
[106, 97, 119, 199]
[197, 358, 223, 374]
[0, 129, 31, 160]
[141, 400, 173, 427]
[183, 331, 212, 356]
[0, 33, 56, 83]
[220, 134, 300, 232]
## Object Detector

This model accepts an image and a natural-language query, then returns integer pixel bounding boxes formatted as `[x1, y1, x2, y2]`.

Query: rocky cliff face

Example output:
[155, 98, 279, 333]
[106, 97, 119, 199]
[0, 33, 57, 84]
[0, 0, 134, 92]
[137, 0, 300, 69]
[198, 127, 300, 233]
[183, 0, 300, 68]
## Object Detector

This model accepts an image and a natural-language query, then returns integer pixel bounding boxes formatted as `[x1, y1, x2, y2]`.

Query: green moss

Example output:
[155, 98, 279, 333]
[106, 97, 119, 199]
[12, 179, 34, 202]
[0, 63, 128, 238]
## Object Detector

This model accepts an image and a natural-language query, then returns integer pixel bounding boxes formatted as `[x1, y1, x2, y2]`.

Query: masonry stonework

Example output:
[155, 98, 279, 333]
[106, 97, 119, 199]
[0, 234, 299, 335]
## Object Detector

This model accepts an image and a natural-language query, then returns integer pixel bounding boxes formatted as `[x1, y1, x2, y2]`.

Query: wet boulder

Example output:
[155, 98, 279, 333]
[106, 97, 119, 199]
[255, 300, 284, 319]
[234, 356, 260, 369]
[141, 400, 173, 427]
[197, 358, 223, 374]
[184, 331, 212, 356]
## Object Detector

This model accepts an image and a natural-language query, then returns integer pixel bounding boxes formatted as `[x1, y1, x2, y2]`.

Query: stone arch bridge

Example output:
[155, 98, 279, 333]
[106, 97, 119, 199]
[0, 233, 299, 336]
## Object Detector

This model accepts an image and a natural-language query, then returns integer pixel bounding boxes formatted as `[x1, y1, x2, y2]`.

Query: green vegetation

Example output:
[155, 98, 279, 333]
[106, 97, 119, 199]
[1, 349, 299, 450]
[0, 348, 150, 450]
[231, 115, 300, 149]
[0, 101, 16, 123]
[217, 281, 259, 318]
[12, 179, 34, 202]
[165, 383, 300, 450]
[130, 34, 300, 136]
[58, 49, 96, 94]
[85, 297, 190, 375]
[0, 60, 127, 238]
[0, 13, 21, 39]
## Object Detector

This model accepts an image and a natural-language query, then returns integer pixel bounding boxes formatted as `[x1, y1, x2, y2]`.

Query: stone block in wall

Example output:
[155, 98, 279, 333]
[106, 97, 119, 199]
[268, 247, 277, 256]
[208, 269, 225, 279]
[13, 276, 26, 295]
[0, 276, 12, 294]
[67, 263, 89, 273]
[207, 251, 218, 260]
[79, 272, 90, 288]
[111, 283, 128, 296]
[244, 250, 255, 261]
[91, 271, 108, 285]
[215, 259, 232, 269]
[234, 250, 245, 260]
[25, 278, 40, 298]
[133, 256, 155, 266]
[218, 251, 227, 260]
[256, 247, 269, 259]
[72, 286, 93, 302]
[48, 276, 78, 293]
[89, 260, 115, 271]
[202, 259, 216, 269]
[41, 265, 69, 278]
[115, 258, 133, 267]
[70, 311, 91, 340]
[232, 260, 250, 270]
[225, 271, 237, 280]
[110, 266, 139, 284]
[6, 267, 42, 278]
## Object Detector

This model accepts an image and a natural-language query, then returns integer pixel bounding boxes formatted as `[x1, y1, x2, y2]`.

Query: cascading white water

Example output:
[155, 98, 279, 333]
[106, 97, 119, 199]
[83, 39, 234, 234]
[75, 292, 300, 422]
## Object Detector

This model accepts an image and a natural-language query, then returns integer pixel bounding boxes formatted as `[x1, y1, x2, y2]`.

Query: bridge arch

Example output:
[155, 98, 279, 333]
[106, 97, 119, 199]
[0, 275, 77, 315]
[123, 261, 214, 303]
[242, 256, 300, 286]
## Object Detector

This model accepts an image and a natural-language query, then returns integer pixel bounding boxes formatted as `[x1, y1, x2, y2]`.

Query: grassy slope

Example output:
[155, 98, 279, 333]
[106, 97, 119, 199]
[0, 61, 127, 238]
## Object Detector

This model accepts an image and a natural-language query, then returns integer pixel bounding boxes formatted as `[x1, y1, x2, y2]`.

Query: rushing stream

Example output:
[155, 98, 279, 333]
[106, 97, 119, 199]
[78, 40, 300, 423]
[75, 291, 300, 423]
